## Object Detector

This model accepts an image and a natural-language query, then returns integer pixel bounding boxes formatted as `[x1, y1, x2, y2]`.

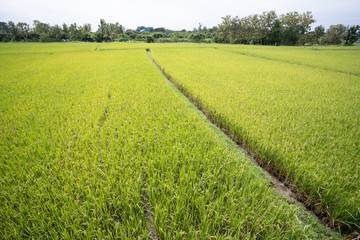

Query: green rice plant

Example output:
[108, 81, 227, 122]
[151, 47, 360, 232]
[217, 44, 360, 75]
[0, 42, 101, 55]
[96, 42, 215, 52]
[0, 43, 338, 239]
[0, 50, 148, 239]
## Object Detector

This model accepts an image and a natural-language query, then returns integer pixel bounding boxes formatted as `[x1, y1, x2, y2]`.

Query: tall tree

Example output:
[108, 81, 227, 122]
[314, 25, 325, 43]
[7, 21, 19, 41]
[32, 20, 50, 36]
[324, 24, 347, 44]
[62, 23, 69, 39]
[280, 11, 315, 45]
[218, 15, 233, 43]
[267, 19, 283, 45]
[260, 11, 278, 44]
[344, 25, 360, 45]
[0, 22, 10, 42]
[16, 22, 30, 41]
[69, 23, 82, 40]
[49, 24, 62, 41]
[80, 24, 92, 41]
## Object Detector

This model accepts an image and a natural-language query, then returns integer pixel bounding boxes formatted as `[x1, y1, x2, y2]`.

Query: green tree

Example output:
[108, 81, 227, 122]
[96, 19, 123, 42]
[136, 26, 146, 32]
[0, 22, 9, 33]
[218, 15, 233, 43]
[154, 27, 166, 32]
[260, 11, 278, 44]
[49, 24, 62, 41]
[313, 25, 325, 43]
[7, 21, 30, 41]
[69, 23, 82, 41]
[188, 32, 205, 42]
[280, 11, 315, 45]
[32, 20, 50, 36]
[7, 21, 19, 41]
[16, 22, 30, 41]
[91, 32, 103, 42]
[146, 35, 154, 43]
[97, 19, 108, 41]
[282, 25, 300, 45]
[218, 11, 314, 45]
[79, 24, 92, 41]
[324, 24, 347, 45]
[267, 19, 283, 45]
[108, 23, 123, 41]
[114, 33, 130, 42]
[124, 30, 137, 40]
[62, 23, 69, 39]
[152, 32, 167, 38]
[39, 32, 51, 42]
[0, 22, 10, 42]
[344, 25, 360, 45]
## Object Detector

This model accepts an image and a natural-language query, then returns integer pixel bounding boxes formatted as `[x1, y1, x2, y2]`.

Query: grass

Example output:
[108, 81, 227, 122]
[0, 43, 340, 238]
[151, 46, 360, 232]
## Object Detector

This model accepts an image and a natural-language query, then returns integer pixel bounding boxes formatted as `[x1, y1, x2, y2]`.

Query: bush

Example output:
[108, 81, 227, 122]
[39, 33, 55, 42]
[91, 32, 103, 42]
[146, 35, 154, 43]
[0, 32, 10, 42]
[135, 34, 146, 41]
[155, 38, 189, 43]
[188, 32, 206, 42]
[114, 37, 127, 42]
[152, 32, 168, 38]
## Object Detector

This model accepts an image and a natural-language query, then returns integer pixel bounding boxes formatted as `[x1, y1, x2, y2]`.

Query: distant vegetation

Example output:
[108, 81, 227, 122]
[0, 11, 359, 45]
[0, 19, 216, 44]
[217, 11, 359, 45]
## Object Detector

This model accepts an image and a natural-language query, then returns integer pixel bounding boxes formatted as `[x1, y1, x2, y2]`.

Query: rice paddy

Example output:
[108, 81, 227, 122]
[1, 42, 358, 238]
[150, 45, 360, 233]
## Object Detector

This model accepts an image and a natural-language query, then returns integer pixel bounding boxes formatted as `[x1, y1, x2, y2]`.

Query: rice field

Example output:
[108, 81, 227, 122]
[0, 42, 357, 238]
[151, 46, 360, 232]
[217, 44, 360, 75]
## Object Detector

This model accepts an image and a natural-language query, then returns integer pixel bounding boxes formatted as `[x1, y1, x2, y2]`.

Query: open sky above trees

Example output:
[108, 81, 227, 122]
[0, 0, 359, 31]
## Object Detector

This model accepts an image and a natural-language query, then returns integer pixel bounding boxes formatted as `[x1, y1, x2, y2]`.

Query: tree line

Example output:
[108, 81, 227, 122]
[216, 11, 360, 45]
[0, 12, 359, 45]
[0, 19, 123, 42]
[0, 19, 217, 43]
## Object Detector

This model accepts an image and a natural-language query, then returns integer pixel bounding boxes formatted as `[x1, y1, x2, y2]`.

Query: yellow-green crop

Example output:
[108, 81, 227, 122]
[218, 44, 360, 75]
[151, 46, 360, 232]
[0, 43, 340, 239]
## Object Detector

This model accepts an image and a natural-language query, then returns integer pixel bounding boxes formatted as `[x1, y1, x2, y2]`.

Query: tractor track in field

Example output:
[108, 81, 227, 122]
[142, 172, 159, 240]
[145, 48, 344, 237]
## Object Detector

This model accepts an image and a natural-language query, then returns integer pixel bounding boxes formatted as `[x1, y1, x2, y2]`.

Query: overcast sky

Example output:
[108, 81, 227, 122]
[0, 0, 359, 31]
